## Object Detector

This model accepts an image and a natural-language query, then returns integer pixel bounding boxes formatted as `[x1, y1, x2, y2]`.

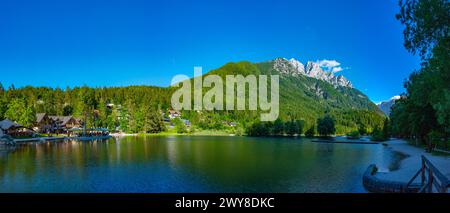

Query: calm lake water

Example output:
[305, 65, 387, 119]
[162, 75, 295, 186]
[0, 136, 402, 192]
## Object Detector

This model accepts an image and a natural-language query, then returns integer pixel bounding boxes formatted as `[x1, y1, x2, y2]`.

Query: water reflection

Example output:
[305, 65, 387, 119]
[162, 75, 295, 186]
[0, 136, 402, 192]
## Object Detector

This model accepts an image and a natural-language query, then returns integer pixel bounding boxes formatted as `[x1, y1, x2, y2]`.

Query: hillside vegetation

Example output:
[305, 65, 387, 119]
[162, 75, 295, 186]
[0, 58, 386, 135]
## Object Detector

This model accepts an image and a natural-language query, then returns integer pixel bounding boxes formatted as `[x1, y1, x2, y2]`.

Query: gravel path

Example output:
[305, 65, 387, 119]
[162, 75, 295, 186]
[375, 139, 450, 183]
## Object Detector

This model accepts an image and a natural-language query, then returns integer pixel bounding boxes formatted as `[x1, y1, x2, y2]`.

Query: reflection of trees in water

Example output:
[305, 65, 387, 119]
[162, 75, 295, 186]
[0, 144, 17, 177]
[0, 144, 17, 154]
[0, 136, 390, 192]
[315, 143, 334, 154]
[0, 144, 17, 174]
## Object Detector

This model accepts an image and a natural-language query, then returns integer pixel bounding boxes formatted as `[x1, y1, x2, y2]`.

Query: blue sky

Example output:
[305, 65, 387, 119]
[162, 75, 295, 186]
[0, 0, 420, 103]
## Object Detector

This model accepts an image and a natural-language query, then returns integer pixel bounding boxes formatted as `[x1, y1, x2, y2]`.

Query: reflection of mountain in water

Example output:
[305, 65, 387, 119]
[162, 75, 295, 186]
[0, 136, 402, 192]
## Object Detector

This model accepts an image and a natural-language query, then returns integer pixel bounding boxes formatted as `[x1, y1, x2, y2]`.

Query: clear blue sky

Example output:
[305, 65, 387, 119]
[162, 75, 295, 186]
[0, 0, 420, 103]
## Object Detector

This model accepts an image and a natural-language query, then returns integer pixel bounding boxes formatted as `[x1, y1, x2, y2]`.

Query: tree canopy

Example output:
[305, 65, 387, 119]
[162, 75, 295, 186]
[391, 0, 450, 145]
[317, 115, 336, 136]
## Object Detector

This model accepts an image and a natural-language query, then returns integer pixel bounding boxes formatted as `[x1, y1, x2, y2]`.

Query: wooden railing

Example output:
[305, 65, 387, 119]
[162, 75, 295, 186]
[406, 155, 449, 193]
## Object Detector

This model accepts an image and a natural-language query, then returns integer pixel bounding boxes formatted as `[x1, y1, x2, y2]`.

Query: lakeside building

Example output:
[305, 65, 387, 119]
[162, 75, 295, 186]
[32, 113, 82, 134]
[48, 116, 81, 133]
[0, 119, 34, 137]
[34, 113, 53, 133]
[168, 110, 181, 119]
[0, 119, 22, 136]
[162, 110, 191, 128]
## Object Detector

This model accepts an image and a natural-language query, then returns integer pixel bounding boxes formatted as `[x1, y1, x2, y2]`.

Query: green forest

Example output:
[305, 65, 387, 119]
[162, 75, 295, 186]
[0, 68, 388, 137]
[0, 50, 391, 137]
[390, 0, 449, 149]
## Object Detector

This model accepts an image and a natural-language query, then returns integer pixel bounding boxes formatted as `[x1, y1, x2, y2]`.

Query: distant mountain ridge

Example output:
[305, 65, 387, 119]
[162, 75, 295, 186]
[377, 96, 401, 115]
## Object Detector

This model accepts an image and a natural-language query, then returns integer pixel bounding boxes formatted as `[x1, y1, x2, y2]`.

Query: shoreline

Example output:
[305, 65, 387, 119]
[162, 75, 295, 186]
[111, 130, 236, 137]
[374, 139, 450, 184]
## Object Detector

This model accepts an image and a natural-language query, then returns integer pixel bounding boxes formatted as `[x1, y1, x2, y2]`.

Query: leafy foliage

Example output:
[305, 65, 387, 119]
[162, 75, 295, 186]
[317, 115, 336, 136]
[346, 131, 361, 139]
[396, 0, 450, 59]
[391, 0, 449, 145]
[246, 119, 304, 136]
[173, 118, 188, 134]
[4, 98, 35, 127]
[305, 125, 316, 137]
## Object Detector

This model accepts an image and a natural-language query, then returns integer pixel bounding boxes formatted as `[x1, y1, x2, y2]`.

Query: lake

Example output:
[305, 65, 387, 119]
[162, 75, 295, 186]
[0, 136, 402, 192]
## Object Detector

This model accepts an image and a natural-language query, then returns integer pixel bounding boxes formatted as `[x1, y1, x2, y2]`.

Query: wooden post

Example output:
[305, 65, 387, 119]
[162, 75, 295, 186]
[439, 184, 446, 193]
[421, 157, 426, 186]
[428, 167, 433, 193]
[439, 179, 448, 193]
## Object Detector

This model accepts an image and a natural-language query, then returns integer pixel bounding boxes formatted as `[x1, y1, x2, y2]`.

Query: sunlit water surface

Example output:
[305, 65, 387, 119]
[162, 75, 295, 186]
[0, 136, 402, 192]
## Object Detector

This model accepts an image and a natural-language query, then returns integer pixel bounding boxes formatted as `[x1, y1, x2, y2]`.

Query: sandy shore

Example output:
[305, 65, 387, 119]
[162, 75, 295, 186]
[375, 139, 450, 183]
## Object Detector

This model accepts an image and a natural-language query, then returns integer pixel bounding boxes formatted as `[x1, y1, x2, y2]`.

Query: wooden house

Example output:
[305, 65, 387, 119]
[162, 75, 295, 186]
[34, 113, 53, 133]
[49, 116, 81, 132]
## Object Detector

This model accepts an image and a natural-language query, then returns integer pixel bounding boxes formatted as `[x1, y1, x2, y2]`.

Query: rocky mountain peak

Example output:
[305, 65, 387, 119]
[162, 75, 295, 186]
[271, 58, 353, 88]
[288, 58, 305, 74]
[272, 58, 304, 76]
[305, 61, 332, 82]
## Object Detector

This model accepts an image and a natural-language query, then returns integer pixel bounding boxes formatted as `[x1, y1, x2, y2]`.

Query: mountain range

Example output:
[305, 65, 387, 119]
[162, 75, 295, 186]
[273, 58, 353, 88]
[377, 96, 401, 115]
[206, 57, 385, 133]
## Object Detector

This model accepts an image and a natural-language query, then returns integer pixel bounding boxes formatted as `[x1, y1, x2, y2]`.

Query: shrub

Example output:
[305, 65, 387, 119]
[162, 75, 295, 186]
[370, 126, 387, 141]
[317, 115, 336, 136]
[346, 130, 361, 139]
[305, 125, 315, 137]
[173, 118, 188, 134]
[234, 125, 244, 136]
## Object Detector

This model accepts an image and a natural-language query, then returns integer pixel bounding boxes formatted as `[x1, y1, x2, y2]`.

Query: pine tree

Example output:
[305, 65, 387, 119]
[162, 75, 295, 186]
[119, 106, 129, 133]
[98, 98, 109, 128]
